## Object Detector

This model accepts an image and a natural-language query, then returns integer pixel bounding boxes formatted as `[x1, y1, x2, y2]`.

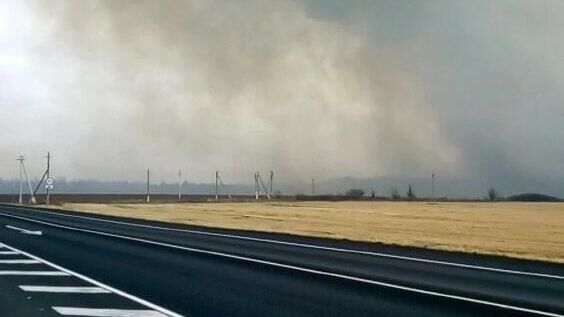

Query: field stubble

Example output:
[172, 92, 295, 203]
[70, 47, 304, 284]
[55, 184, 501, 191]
[58, 201, 564, 263]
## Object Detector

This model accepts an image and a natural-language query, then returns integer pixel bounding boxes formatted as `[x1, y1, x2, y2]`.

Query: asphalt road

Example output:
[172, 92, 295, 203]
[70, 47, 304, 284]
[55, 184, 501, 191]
[0, 204, 562, 317]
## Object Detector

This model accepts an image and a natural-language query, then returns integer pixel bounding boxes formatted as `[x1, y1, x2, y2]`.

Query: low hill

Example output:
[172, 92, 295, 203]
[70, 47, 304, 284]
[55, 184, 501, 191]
[508, 193, 562, 202]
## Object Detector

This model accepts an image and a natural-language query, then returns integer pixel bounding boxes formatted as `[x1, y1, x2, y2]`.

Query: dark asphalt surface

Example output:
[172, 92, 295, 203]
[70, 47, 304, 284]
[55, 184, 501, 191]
[0, 204, 562, 317]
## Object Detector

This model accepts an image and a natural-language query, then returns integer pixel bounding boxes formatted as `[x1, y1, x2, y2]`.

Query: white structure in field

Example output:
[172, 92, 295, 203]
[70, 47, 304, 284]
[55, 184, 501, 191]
[215, 171, 231, 200]
[254, 171, 274, 200]
[17, 155, 36, 205]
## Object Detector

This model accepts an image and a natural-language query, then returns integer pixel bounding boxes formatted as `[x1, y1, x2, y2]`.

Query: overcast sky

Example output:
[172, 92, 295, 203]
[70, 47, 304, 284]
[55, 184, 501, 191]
[1, 0, 563, 188]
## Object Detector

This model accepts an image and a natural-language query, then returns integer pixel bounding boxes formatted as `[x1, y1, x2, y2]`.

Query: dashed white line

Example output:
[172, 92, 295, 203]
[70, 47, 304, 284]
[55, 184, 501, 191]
[0, 213, 561, 317]
[52, 307, 168, 317]
[5, 224, 42, 235]
[0, 271, 69, 276]
[6, 206, 563, 280]
[19, 286, 111, 293]
[0, 242, 183, 317]
[0, 251, 19, 255]
[0, 259, 40, 264]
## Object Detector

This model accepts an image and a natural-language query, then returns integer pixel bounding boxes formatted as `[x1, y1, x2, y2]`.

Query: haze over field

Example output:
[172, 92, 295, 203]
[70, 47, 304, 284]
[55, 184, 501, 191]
[1, 1, 563, 196]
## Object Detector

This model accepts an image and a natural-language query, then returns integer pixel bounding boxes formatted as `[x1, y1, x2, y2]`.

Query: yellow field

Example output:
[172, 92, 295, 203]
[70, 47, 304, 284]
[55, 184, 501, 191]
[58, 201, 564, 263]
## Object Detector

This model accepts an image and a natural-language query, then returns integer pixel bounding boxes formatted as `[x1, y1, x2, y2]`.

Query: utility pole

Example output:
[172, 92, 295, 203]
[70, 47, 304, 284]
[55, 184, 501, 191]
[32, 152, 53, 205]
[177, 169, 182, 201]
[214, 171, 230, 200]
[432, 171, 436, 200]
[254, 172, 260, 200]
[46, 152, 51, 206]
[215, 171, 219, 201]
[146, 169, 150, 203]
[17, 155, 36, 204]
[269, 171, 274, 197]
[17, 156, 23, 205]
[311, 178, 315, 196]
[24, 162, 36, 204]
[256, 172, 270, 200]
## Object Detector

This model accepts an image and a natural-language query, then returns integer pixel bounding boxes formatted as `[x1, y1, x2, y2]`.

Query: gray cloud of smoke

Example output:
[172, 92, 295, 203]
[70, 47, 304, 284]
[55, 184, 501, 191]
[1, 0, 563, 192]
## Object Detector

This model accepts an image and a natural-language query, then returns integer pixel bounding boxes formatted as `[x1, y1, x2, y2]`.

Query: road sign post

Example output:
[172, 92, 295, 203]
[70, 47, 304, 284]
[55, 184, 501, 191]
[46, 177, 54, 203]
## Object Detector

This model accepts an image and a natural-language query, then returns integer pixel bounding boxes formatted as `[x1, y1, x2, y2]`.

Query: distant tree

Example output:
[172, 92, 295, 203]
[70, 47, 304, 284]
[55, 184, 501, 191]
[345, 189, 365, 198]
[488, 187, 497, 201]
[391, 187, 400, 200]
[407, 184, 416, 200]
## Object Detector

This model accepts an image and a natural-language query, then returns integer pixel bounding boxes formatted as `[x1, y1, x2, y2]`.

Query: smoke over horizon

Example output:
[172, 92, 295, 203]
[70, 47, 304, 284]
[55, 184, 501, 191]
[1, 1, 563, 196]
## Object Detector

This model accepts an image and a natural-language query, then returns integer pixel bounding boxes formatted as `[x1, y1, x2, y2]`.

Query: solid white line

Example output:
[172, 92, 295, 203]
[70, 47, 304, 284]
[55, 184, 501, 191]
[0, 241, 183, 317]
[0, 271, 69, 276]
[0, 251, 20, 255]
[52, 307, 168, 317]
[0, 259, 40, 264]
[8, 206, 563, 280]
[0, 213, 561, 317]
[19, 286, 111, 293]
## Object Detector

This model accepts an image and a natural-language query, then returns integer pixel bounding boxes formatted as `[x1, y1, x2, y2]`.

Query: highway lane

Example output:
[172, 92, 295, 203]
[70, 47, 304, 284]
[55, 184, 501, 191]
[0, 240, 177, 317]
[0, 204, 563, 316]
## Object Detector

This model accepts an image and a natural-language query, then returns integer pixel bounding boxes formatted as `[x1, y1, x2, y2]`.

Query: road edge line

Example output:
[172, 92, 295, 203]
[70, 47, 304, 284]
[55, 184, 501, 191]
[0, 240, 184, 317]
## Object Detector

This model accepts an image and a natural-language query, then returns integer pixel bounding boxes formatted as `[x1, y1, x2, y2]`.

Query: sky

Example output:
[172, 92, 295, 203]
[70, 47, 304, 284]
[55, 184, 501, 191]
[0, 0, 563, 193]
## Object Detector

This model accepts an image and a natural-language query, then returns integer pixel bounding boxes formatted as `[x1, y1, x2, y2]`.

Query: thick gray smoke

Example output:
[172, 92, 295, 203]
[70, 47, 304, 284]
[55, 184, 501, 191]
[1, 0, 563, 195]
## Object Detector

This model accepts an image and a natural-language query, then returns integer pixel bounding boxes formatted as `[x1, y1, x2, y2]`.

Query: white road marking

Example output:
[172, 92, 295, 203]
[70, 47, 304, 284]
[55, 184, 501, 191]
[19, 286, 111, 293]
[7, 206, 563, 280]
[5, 224, 42, 235]
[0, 259, 40, 264]
[0, 242, 183, 317]
[0, 251, 19, 255]
[52, 307, 168, 317]
[0, 213, 561, 317]
[0, 271, 69, 276]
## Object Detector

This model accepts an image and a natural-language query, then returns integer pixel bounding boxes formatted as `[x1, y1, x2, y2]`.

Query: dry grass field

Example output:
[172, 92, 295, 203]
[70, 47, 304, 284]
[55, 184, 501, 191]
[58, 201, 564, 263]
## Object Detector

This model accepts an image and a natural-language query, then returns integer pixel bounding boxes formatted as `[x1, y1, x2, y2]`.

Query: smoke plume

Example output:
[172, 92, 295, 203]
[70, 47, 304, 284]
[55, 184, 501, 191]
[1, 0, 563, 195]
